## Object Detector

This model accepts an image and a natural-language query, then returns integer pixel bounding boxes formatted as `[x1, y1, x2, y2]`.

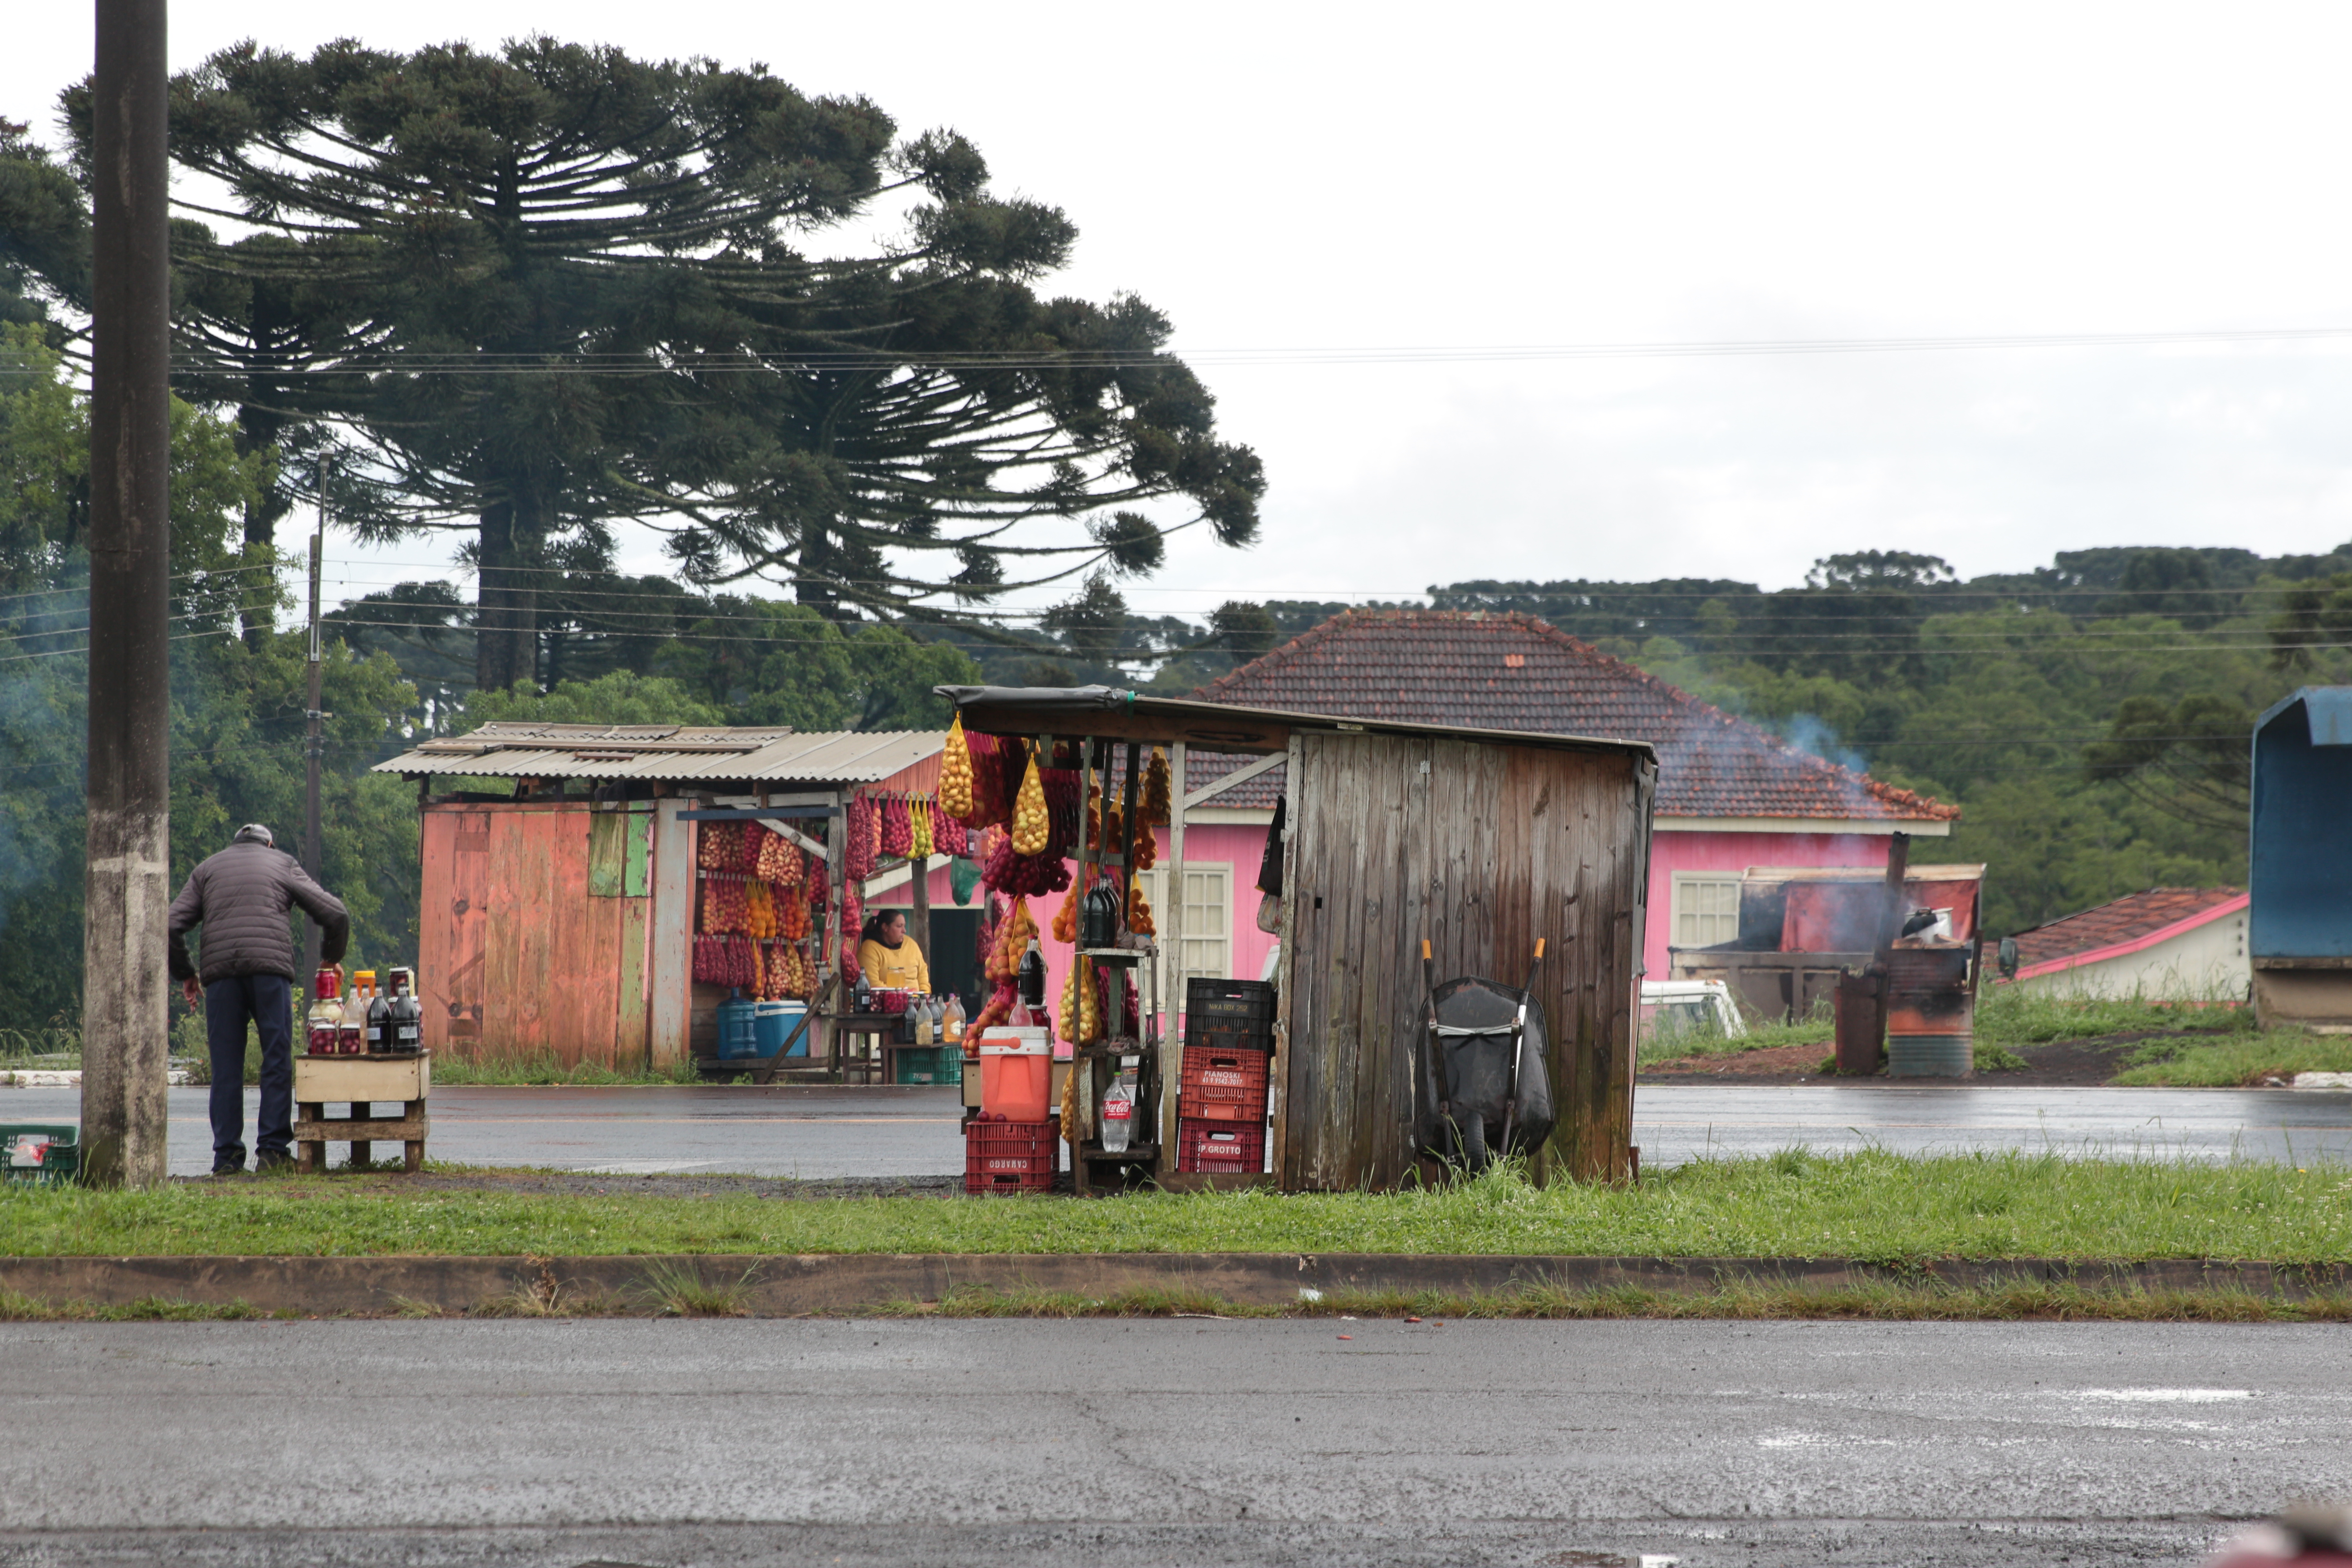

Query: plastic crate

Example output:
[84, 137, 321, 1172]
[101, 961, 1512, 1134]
[2, 1124, 79, 1186]
[965, 1118, 1057, 1194]
[894, 1046, 964, 1085]
[1176, 1117, 1265, 1175]
[1179, 1045, 1269, 1121]
[1185, 978, 1274, 1056]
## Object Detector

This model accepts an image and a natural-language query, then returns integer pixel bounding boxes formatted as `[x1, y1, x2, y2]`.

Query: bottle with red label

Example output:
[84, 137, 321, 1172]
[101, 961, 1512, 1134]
[307, 968, 342, 1057]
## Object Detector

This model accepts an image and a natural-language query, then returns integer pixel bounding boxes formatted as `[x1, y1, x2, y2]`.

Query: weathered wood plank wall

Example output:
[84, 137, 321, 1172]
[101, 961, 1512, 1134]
[1278, 732, 1651, 1189]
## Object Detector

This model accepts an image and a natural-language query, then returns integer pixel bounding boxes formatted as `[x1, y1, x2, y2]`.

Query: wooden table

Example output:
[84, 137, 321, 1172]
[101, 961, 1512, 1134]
[291, 1053, 430, 1173]
[828, 1012, 900, 1084]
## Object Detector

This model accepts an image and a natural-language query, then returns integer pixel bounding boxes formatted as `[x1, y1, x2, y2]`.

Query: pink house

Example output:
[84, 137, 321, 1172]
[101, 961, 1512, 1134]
[1181, 610, 1957, 980]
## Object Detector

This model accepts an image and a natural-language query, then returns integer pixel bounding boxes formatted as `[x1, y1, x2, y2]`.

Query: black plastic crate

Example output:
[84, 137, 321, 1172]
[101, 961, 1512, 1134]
[1185, 979, 1274, 1052]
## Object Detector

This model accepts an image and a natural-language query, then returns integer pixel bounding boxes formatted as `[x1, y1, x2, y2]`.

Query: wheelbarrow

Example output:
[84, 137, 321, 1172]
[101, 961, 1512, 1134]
[1413, 938, 1556, 1172]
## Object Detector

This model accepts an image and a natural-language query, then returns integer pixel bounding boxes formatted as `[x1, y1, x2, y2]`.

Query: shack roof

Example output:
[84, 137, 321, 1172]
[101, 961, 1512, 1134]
[936, 684, 1657, 765]
[1195, 610, 1958, 824]
[374, 723, 941, 786]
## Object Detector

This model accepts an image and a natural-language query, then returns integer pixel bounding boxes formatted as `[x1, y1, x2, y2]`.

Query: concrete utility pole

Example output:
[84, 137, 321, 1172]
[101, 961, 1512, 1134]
[80, 0, 173, 1187]
[300, 481, 327, 984]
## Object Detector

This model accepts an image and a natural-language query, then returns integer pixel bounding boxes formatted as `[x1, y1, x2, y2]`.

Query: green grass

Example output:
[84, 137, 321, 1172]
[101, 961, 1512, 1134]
[1973, 985, 2258, 1045]
[427, 1052, 704, 1086]
[2112, 1033, 2352, 1088]
[9, 1151, 2352, 1263]
[1638, 1012, 1833, 1065]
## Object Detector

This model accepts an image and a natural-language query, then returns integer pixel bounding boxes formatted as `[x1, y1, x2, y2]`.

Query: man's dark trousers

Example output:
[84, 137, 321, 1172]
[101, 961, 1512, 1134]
[205, 974, 294, 1170]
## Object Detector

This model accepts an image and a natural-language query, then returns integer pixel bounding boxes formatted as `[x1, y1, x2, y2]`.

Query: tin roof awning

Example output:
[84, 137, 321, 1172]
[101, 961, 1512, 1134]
[377, 724, 943, 784]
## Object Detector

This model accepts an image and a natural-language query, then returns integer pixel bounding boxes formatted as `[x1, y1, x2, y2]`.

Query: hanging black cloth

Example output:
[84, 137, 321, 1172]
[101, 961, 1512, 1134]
[1256, 795, 1286, 897]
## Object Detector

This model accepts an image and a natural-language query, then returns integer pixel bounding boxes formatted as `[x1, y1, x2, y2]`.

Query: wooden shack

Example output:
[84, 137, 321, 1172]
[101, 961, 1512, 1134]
[942, 686, 1657, 1187]
[374, 723, 944, 1070]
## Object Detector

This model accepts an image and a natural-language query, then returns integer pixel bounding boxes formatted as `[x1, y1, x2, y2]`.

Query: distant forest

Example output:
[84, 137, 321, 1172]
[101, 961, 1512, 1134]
[329, 538, 2352, 941]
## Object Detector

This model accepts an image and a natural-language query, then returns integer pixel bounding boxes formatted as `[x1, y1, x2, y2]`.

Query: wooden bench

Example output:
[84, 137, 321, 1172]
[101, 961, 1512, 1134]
[292, 1053, 430, 1173]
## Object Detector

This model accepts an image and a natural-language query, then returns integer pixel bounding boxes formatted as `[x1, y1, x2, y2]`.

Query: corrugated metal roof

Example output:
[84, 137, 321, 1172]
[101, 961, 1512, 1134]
[374, 723, 943, 784]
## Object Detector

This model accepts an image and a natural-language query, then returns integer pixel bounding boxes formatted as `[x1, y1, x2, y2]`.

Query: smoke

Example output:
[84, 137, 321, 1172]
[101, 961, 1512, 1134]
[1777, 713, 1870, 776]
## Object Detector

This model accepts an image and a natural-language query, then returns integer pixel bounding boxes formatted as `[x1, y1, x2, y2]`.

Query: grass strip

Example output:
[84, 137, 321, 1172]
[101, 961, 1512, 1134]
[2112, 1034, 2352, 1087]
[8, 1151, 2352, 1263]
[6, 1279, 2346, 1323]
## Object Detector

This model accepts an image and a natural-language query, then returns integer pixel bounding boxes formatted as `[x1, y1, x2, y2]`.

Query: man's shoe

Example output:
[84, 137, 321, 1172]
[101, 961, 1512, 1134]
[255, 1152, 297, 1174]
[211, 1161, 246, 1177]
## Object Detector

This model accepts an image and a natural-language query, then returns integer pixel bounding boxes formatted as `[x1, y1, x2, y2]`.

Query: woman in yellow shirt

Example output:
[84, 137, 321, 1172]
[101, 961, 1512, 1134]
[858, 910, 931, 994]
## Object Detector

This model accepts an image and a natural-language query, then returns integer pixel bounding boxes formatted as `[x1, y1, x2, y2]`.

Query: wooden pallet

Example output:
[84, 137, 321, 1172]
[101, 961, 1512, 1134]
[293, 1101, 427, 1173]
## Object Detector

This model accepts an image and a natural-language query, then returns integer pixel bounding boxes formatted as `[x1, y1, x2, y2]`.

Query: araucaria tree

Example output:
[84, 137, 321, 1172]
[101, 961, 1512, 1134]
[6, 38, 1264, 689]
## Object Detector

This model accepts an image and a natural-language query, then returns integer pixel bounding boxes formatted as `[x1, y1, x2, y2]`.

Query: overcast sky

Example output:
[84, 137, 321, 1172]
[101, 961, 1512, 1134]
[12, 1, 2352, 619]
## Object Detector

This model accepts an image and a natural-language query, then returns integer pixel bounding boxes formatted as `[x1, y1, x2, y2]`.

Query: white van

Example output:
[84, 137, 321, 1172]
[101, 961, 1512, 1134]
[1638, 980, 1746, 1044]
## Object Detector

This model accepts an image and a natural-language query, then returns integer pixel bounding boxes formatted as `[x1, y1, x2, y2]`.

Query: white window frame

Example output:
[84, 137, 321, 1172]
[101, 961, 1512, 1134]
[1671, 872, 1741, 950]
[1136, 861, 1232, 1030]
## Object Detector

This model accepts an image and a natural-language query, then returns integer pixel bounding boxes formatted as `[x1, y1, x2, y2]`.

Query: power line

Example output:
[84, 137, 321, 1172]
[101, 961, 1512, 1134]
[11, 323, 2352, 378]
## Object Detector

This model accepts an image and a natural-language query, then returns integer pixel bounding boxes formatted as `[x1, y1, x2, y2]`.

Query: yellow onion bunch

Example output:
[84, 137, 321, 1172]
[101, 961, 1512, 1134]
[910, 796, 934, 859]
[939, 715, 975, 819]
[1011, 755, 1050, 856]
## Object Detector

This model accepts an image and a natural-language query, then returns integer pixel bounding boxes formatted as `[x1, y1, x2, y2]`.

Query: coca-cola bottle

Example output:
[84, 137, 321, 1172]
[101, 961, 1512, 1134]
[1100, 1073, 1135, 1153]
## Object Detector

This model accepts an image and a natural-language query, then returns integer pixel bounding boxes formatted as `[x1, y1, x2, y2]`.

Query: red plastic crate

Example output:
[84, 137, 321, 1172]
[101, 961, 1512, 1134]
[1176, 1117, 1265, 1175]
[965, 1118, 1058, 1194]
[1180, 1046, 1269, 1122]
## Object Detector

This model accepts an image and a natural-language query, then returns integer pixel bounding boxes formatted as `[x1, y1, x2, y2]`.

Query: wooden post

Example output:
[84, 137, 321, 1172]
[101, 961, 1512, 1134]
[1160, 742, 1186, 1161]
[79, 0, 174, 1189]
[908, 845, 931, 982]
[1866, 830, 1913, 1060]
[645, 799, 695, 1068]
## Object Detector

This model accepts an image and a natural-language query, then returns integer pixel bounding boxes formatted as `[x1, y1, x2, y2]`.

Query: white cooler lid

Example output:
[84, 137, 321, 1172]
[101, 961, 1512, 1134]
[977, 1027, 1050, 1056]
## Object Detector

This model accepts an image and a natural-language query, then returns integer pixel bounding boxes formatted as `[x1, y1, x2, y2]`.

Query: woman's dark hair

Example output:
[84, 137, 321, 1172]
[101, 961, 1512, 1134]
[860, 910, 906, 945]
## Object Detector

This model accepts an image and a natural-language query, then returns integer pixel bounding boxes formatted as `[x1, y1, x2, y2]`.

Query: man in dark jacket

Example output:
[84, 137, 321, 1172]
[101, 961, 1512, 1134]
[167, 824, 350, 1175]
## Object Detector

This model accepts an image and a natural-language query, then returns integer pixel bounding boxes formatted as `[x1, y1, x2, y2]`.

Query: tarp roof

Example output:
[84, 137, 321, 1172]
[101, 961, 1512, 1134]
[373, 723, 941, 785]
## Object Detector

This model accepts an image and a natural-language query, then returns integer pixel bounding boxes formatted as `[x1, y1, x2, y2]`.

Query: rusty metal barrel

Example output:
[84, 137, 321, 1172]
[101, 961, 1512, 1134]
[1884, 949, 1976, 1078]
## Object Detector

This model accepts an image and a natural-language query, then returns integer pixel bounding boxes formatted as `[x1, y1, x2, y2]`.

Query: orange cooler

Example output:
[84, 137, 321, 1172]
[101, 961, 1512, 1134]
[978, 1029, 1052, 1122]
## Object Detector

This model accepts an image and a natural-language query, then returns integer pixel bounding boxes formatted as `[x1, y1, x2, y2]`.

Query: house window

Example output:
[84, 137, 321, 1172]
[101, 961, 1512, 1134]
[1672, 873, 1740, 949]
[1137, 863, 1232, 1023]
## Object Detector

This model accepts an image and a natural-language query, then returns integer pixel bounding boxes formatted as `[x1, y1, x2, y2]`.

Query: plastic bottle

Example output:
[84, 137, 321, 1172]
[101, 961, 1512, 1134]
[387, 968, 423, 1055]
[336, 973, 368, 1055]
[306, 969, 341, 1057]
[943, 993, 965, 1046]
[1017, 939, 1048, 1011]
[914, 995, 934, 1046]
[364, 973, 393, 1055]
[1100, 1073, 1134, 1153]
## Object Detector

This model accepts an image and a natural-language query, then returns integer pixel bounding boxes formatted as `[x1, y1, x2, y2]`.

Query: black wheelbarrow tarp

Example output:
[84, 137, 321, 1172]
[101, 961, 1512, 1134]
[1414, 968, 1556, 1172]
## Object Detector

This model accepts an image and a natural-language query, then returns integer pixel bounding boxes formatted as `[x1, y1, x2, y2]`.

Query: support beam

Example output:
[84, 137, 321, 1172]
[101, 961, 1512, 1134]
[1159, 742, 1186, 1160]
[80, 0, 173, 1189]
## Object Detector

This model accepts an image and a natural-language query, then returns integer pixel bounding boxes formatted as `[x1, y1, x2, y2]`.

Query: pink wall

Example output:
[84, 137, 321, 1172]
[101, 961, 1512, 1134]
[1643, 830, 1899, 970]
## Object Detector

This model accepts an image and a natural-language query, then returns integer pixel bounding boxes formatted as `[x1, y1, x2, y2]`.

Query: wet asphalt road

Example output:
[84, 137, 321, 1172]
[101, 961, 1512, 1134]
[4, 1081, 2347, 1177]
[1, 1317, 2341, 1567]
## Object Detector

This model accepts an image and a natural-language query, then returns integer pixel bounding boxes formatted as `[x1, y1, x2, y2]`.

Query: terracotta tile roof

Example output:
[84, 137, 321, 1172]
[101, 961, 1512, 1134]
[2009, 887, 2246, 967]
[1193, 610, 1956, 823]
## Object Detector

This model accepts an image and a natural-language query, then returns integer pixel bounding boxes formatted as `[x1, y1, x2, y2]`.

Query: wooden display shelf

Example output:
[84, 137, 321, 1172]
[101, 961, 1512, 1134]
[1073, 1139, 1158, 1197]
[292, 1052, 429, 1174]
